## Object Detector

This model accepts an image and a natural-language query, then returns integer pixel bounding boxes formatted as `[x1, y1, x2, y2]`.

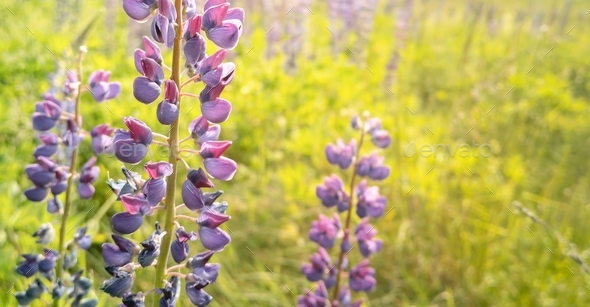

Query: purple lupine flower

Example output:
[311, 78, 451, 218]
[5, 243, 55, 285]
[370, 129, 391, 148]
[62, 118, 81, 149]
[316, 175, 350, 212]
[189, 115, 221, 146]
[332, 285, 363, 307]
[74, 226, 92, 250]
[113, 117, 153, 164]
[111, 194, 151, 234]
[202, 1, 244, 49]
[78, 157, 100, 199]
[197, 209, 231, 251]
[355, 179, 386, 218]
[348, 259, 376, 292]
[355, 219, 383, 258]
[52, 279, 65, 299]
[157, 80, 180, 125]
[121, 292, 146, 307]
[341, 230, 352, 254]
[182, 168, 214, 211]
[123, 0, 157, 22]
[151, 0, 177, 47]
[47, 196, 62, 213]
[309, 213, 341, 249]
[101, 265, 134, 298]
[184, 14, 207, 70]
[325, 139, 356, 169]
[91, 124, 115, 155]
[301, 247, 331, 282]
[196, 50, 234, 123]
[38, 249, 59, 275]
[171, 226, 198, 263]
[31, 100, 61, 131]
[33, 132, 59, 157]
[133, 58, 164, 104]
[158, 276, 180, 307]
[355, 151, 390, 180]
[138, 223, 164, 267]
[101, 234, 139, 267]
[183, 0, 197, 19]
[185, 281, 212, 307]
[201, 141, 236, 180]
[107, 167, 146, 200]
[135, 36, 163, 74]
[51, 169, 68, 196]
[143, 161, 172, 206]
[297, 280, 329, 307]
[88, 70, 122, 102]
[15, 254, 41, 278]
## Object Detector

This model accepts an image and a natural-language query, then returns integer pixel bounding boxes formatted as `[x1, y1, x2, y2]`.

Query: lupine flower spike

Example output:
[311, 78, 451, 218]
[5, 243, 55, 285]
[299, 113, 390, 306]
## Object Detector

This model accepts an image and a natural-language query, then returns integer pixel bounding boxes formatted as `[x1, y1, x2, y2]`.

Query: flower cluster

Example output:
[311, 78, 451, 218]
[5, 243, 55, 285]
[26, 68, 119, 207]
[101, 0, 244, 306]
[299, 114, 391, 306]
[17, 50, 120, 306]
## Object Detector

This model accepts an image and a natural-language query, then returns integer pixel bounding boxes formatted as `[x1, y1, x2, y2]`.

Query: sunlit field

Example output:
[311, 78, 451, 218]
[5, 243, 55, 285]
[2, 0, 590, 306]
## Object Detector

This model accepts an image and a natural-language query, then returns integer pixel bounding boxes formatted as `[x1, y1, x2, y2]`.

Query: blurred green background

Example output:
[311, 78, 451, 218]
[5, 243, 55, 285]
[2, 0, 590, 306]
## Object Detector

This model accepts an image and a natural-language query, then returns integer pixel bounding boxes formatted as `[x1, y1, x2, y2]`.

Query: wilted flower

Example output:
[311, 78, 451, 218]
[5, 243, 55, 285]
[158, 276, 180, 307]
[101, 265, 135, 298]
[32, 223, 55, 245]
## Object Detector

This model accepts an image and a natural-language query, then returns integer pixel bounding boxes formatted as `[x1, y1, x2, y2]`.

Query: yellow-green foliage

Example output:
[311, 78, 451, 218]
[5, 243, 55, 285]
[2, 0, 590, 306]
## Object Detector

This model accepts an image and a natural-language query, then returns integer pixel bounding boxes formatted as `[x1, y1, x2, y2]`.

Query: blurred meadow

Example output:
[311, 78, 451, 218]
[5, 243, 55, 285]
[2, 0, 590, 306]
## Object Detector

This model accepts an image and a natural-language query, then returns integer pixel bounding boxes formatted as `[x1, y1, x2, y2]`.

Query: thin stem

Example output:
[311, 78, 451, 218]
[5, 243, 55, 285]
[179, 92, 200, 99]
[152, 1, 183, 306]
[180, 74, 201, 89]
[176, 214, 196, 221]
[53, 50, 85, 307]
[178, 157, 191, 170]
[166, 264, 186, 272]
[152, 141, 170, 147]
[178, 135, 192, 144]
[331, 129, 366, 302]
[153, 132, 169, 140]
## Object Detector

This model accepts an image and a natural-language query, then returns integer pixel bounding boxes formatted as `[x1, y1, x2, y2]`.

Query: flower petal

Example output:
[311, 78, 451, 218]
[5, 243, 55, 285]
[123, 0, 152, 21]
[206, 20, 242, 50]
[133, 77, 161, 104]
[199, 226, 230, 251]
[111, 212, 144, 235]
[199, 141, 232, 159]
[77, 183, 95, 199]
[201, 99, 232, 123]
[204, 157, 237, 181]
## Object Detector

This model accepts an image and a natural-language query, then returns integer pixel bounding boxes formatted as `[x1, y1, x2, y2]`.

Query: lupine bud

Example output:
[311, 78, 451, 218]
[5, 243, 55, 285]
[182, 179, 205, 211]
[370, 129, 391, 148]
[32, 222, 55, 245]
[102, 234, 138, 267]
[356, 152, 390, 180]
[101, 266, 134, 298]
[203, 191, 223, 206]
[355, 219, 383, 258]
[25, 279, 47, 299]
[74, 226, 92, 250]
[78, 157, 99, 199]
[356, 179, 387, 218]
[341, 230, 352, 253]
[309, 213, 341, 249]
[88, 70, 122, 102]
[63, 248, 78, 269]
[52, 279, 65, 299]
[325, 139, 356, 169]
[46, 196, 62, 213]
[171, 227, 198, 263]
[186, 250, 215, 270]
[349, 259, 376, 292]
[316, 175, 350, 212]
[157, 80, 180, 125]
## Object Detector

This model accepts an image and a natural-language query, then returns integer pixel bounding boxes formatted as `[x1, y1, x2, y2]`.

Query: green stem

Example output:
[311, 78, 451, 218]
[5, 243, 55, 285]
[53, 50, 85, 307]
[152, 0, 183, 306]
[331, 127, 366, 302]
